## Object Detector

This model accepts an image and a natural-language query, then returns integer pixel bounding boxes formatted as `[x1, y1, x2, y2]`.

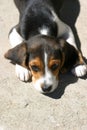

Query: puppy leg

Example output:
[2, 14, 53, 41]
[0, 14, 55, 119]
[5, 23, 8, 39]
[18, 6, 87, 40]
[72, 64, 87, 77]
[62, 23, 87, 77]
[71, 53, 87, 77]
[62, 25, 87, 77]
[9, 26, 31, 81]
[61, 24, 87, 77]
[16, 64, 31, 82]
[52, 11, 87, 77]
[59, 22, 87, 77]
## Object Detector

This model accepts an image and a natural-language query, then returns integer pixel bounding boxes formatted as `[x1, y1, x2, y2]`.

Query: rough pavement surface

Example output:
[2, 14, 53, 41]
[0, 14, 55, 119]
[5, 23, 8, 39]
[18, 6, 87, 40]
[0, 0, 87, 130]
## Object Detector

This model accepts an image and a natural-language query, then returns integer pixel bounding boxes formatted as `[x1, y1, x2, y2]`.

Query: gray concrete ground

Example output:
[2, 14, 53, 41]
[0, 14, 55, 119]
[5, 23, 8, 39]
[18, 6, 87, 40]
[0, 0, 87, 130]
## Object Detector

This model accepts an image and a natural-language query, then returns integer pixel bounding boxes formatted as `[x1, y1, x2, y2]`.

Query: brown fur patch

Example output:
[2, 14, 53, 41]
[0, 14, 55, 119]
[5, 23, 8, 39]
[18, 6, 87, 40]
[29, 57, 44, 82]
[78, 52, 84, 64]
[48, 59, 61, 78]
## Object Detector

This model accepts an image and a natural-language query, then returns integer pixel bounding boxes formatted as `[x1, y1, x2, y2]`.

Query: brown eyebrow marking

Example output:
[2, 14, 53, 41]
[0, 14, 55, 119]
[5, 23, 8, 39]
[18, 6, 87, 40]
[48, 59, 61, 79]
[29, 57, 44, 81]
[29, 57, 44, 69]
[48, 59, 61, 68]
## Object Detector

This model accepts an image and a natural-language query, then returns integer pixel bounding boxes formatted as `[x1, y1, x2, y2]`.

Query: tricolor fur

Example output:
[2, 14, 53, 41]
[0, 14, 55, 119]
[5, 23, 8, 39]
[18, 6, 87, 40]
[5, 0, 87, 93]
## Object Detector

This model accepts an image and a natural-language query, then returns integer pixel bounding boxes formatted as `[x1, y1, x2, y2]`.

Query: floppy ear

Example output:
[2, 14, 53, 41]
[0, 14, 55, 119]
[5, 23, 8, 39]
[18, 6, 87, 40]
[4, 42, 28, 68]
[57, 38, 79, 72]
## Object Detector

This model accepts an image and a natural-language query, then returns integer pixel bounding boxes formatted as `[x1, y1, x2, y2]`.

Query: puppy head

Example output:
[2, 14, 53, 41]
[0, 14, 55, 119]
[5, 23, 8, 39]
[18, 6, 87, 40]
[5, 35, 65, 93]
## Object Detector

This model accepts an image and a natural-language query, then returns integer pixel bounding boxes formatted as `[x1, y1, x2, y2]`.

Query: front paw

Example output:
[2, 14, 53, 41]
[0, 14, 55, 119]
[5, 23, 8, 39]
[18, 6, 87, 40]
[15, 64, 31, 82]
[71, 64, 87, 77]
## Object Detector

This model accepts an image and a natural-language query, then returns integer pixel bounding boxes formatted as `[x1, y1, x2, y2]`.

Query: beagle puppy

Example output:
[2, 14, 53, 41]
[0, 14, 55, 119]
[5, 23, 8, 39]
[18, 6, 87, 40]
[5, 0, 87, 93]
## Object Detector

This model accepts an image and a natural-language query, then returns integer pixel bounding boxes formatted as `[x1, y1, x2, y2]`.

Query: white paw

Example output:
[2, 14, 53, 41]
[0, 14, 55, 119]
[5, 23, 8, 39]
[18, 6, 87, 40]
[15, 64, 31, 82]
[71, 64, 87, 77]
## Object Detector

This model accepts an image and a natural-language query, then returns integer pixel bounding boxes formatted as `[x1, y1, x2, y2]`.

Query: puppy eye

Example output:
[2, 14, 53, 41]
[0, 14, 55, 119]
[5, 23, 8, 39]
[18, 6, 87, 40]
[31, 65, 40, 72]
[51, 64, 59, 71]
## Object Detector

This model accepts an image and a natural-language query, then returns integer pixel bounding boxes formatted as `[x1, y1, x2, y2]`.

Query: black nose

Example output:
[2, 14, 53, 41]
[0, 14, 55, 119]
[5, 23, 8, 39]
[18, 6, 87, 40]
[42, 85, 52, 92]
